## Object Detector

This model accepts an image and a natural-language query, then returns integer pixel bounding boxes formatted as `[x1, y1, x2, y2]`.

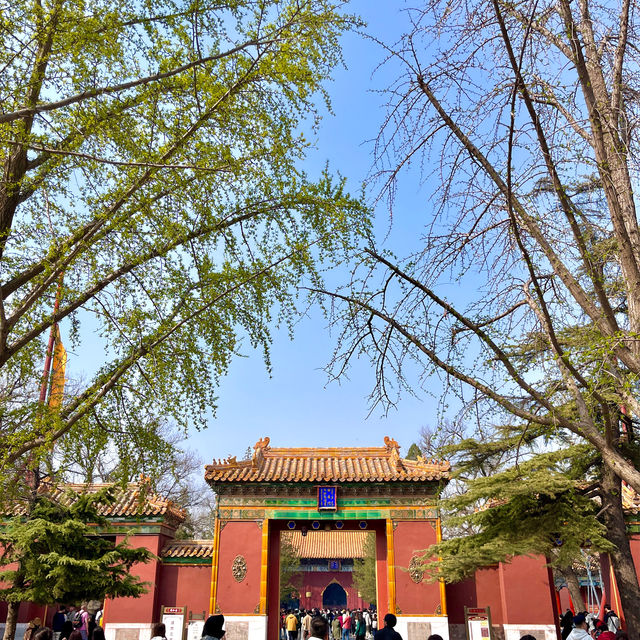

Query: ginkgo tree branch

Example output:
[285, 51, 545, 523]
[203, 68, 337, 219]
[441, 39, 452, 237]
[0, 39, 267, 125]
[0, 60, 262, 341]
[3, 242, 312, 466]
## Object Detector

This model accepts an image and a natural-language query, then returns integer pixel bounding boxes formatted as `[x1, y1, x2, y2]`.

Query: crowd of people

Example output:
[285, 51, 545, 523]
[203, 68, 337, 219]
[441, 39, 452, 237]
[23, 604, 105, 640]
[281, 608, 378, 640]
[22, 603, 631, 640]
[279, 610, 444, 640]
[279, 609, 447, 640]
[559, 605, 627, 640]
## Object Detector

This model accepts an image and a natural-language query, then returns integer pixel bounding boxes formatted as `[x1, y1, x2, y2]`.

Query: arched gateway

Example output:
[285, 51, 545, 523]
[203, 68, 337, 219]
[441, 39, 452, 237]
[204, 437, 450, 640]
[322, 582, 347, 608]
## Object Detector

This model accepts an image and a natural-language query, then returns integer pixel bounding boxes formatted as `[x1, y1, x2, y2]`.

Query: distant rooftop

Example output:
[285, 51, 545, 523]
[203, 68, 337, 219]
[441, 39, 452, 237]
[623, 482, 640, 514]
[161, 531, 370, 560]
[7, 479, 186, 525]
[162, 539, 214, 559]
[204, 436, 450, 484]
[284, 530, 370, 559]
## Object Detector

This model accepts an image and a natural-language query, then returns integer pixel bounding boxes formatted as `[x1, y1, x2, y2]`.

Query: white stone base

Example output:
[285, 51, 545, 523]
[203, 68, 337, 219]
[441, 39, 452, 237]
[104, 622, 154, 640]
[395, 616, 450, 640]
[223, 615, 267, 640]
[503, 624, 557, 640]
[103, 617, 269, 640]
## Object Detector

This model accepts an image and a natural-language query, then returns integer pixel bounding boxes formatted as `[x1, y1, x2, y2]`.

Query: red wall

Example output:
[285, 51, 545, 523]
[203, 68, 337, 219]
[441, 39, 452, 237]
[445, 557, 557, 627]
[393, 521, 440, 615]
[475, 565, 504, 623]
[106, 534, 167, 624]
[0, 601, 49, 626]
[294, 571, 367, 610]
[499, 556, 557, 625]
[157, 565, 211, 618]
[267, 522, 282, 640]
[216, 521, 263, 615]
[445, 577, 478, 624]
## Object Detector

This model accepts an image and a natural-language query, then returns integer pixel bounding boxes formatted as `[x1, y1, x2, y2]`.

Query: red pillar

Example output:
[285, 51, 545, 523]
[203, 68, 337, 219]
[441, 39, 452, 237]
[267, 522, 282, 640]
[375, 524, 389, 618]
[392, 520, 441, 615]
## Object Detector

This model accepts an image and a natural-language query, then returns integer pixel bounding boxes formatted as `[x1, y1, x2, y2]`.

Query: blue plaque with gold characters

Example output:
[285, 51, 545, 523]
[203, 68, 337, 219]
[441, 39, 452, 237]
[318, 486, 338, 511]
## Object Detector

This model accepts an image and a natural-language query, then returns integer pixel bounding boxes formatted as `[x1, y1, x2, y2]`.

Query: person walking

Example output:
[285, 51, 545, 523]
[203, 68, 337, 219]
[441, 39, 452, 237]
[286, 611, 299, 640]
[567, 614, 590, 640]
[355, 613, 365, 640]
[77, 605, 90, 640]
[202, 615, 225, 640]
[560, 609, 573, 640]
[52, 607, 67, 640]
[363, 610, 371, 639]
[341, 611, 351, 640]
[331, 616, 341, 640]
[303, 611, 313, 640]
[309, 618, 330, 640]
[24, 618, 42, 640]
[373, 614, 402, 640]
[603, 606, 620, 634]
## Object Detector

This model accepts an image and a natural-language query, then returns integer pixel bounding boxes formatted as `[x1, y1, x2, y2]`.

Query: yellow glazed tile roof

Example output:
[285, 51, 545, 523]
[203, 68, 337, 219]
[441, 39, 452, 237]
[160, 532, 368, 560]
[204, 436, 450, 484]
[283, 530, 369, 559]
[8, 479, 186, 523]
[161, 539, 214, 559]
[622, 482, 640, 514]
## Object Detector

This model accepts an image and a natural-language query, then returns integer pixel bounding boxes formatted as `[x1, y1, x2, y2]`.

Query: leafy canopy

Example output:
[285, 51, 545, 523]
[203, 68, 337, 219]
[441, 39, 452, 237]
[0, 0, 369, 494]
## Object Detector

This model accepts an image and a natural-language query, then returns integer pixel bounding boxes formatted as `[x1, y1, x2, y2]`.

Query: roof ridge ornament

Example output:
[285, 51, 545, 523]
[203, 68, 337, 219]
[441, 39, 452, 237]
[383, 436, 400, 452]
[252, 436, 271, 468]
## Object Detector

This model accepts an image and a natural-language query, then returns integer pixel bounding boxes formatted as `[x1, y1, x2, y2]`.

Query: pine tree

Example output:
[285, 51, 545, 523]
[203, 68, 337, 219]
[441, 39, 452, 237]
[405, 443, 422, 461]
[0, 486, 153, 640]
[424, 442, 613, 584]
[279, 533, 303, 604]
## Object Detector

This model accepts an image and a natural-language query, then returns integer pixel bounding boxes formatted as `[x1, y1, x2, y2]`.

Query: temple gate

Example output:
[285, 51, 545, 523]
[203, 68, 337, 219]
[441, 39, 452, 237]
[204, 437, 451, 640]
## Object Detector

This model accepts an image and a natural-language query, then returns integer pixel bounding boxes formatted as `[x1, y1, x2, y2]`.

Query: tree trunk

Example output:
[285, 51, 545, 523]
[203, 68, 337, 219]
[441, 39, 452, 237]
[2, 601, 21, 640]
[555, 564, 586, 612]
[601, 461, 640, 637]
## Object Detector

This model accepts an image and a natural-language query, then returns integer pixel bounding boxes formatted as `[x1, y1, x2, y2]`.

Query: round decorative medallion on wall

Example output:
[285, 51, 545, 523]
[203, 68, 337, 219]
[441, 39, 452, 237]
[408, 555, 424, 584]
[335, 521, 344, 529]
[232, 555, 247, 582]
[287, 521, 296, 529]
[358, 521, 367, 529]
[312, 521, 320, 530]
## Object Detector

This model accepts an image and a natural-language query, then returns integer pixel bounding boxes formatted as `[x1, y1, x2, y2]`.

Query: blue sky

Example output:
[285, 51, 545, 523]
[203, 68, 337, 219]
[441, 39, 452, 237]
[187, 1, 448, 460]
[64, 2, 454, 463]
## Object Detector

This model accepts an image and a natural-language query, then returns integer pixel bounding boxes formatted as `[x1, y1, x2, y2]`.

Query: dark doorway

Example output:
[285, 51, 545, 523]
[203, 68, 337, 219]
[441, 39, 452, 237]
[323, 582, 347, 607]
